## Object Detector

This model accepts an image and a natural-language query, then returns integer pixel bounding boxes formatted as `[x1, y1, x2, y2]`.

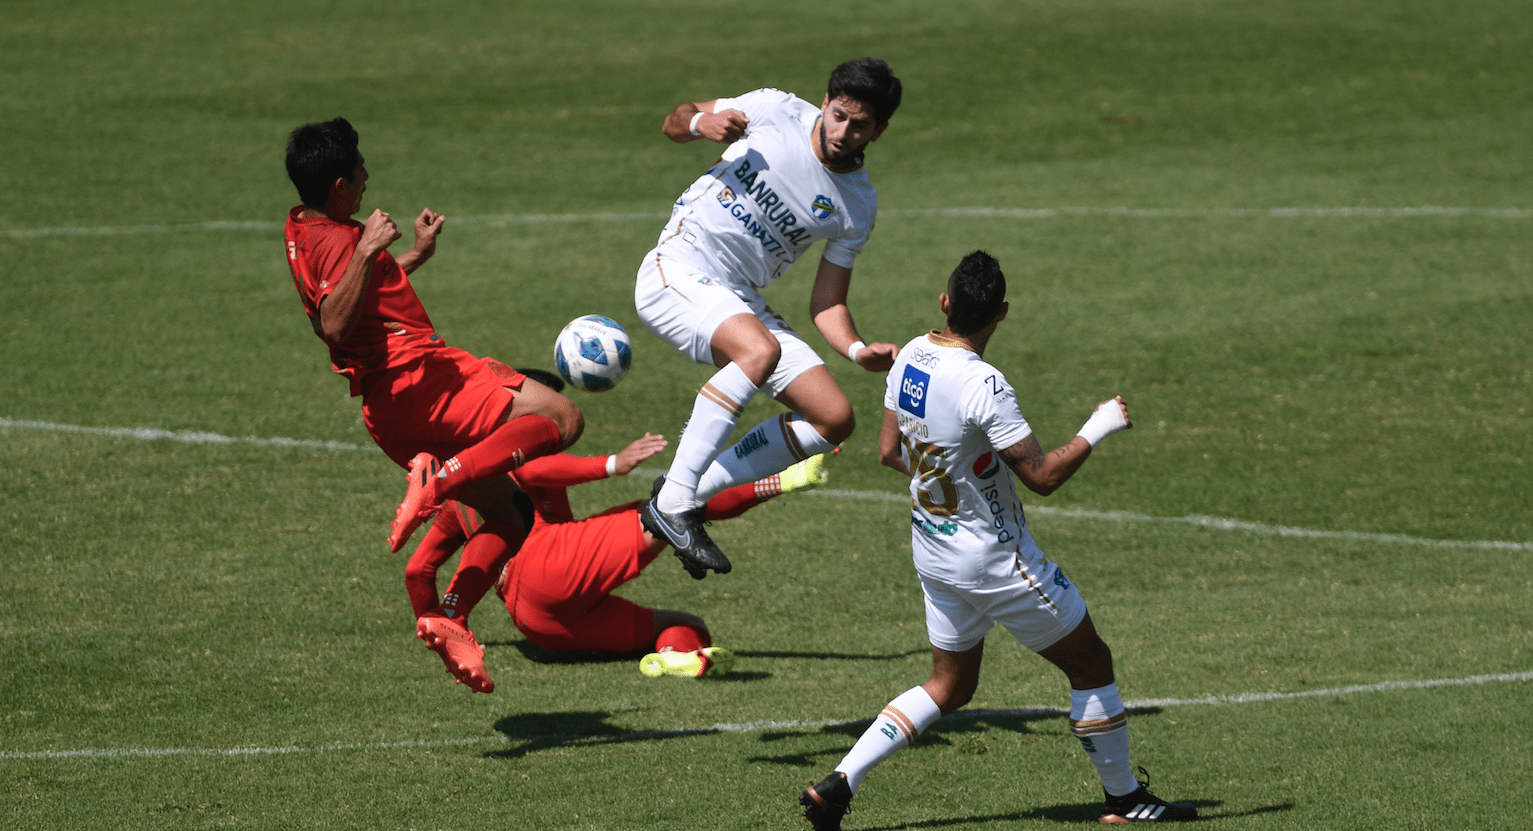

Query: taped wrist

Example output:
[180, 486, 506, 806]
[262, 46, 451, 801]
[1076, 402, 1128, 448]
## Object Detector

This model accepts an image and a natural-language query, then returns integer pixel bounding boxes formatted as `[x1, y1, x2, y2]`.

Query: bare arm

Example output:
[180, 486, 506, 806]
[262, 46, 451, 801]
[394, 209, 445, 275]
[1001, 397, 1132, 496]
[317, 208, 399, 343]
[662, 100, 749, 144]
[879, 409, 911, 475]
[809, 257, 899, 372]
[998, 433, 1091, 497]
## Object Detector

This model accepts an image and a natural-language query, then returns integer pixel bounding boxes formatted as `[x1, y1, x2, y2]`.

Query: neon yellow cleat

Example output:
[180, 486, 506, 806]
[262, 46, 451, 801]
[778, 452, 831, 494]
[638, 646, 736, 678]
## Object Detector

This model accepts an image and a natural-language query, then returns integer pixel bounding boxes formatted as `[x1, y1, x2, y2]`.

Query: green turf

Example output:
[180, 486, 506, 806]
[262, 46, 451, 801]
[3, 0, 1530, 829]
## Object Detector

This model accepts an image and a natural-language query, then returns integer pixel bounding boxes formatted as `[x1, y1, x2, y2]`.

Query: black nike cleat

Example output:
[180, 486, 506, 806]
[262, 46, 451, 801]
[638, 496, 731, 579]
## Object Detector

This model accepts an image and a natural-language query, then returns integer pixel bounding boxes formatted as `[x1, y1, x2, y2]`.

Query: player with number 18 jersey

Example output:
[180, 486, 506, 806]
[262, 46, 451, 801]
[883, 332, 1057, 591]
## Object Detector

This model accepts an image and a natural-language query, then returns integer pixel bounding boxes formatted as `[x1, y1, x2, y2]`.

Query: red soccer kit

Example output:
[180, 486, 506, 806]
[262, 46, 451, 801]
[403, 453, 770, 654]
[501, 453, 764, 653]
[502, 454, 657, 654]
[284, 206, 525, 468]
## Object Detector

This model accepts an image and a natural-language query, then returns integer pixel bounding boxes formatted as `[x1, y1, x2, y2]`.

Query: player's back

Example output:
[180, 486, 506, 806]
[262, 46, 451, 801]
[885, 334, 1036, 587]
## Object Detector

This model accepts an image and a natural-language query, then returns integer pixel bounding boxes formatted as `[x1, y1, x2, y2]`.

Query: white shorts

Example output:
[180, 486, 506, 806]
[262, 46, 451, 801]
[634, 249, 824, 399]
[919, 558, 1088, 654]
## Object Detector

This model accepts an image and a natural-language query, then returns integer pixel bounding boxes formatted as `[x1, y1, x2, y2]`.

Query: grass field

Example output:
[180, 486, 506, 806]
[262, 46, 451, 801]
[2, 1, 1530, 829]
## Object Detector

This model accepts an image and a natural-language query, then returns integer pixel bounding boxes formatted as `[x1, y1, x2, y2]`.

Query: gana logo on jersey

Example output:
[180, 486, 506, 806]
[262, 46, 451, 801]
[899, 365, 929, 418]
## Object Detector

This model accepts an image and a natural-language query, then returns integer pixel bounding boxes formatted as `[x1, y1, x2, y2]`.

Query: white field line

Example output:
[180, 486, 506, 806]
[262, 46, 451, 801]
[0, 417, 368, 453]
[2, 205, 1529, 238]
[4, 670, 1529, 762]
[4, 417, 1530, 555]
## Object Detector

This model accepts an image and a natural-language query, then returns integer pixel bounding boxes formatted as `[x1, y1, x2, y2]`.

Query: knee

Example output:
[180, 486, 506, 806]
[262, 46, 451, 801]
[403, 558, 434, 583]
[726, 339, 782, 385]
[652, 609, 709, 639]
[800, 400, 854, 446]
[819, 407, 855, 445]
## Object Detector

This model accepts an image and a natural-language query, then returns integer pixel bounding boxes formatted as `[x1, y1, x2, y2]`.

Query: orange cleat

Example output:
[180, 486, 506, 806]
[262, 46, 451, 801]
[416, 609, 494, 693]
[389, 453, 444, 553]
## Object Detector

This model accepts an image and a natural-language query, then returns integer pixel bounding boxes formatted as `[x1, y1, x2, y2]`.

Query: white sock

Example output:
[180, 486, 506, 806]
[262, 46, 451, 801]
[658, 362, 758, 513]
[835, 686, 942, 793]
[1070, 683, 1137, 796]
[695, 413, 836, 501]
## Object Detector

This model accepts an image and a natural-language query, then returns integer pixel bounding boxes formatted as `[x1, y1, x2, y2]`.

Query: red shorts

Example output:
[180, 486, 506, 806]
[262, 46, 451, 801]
[502, 504, 657, 654]
[362, 348, 526, 469]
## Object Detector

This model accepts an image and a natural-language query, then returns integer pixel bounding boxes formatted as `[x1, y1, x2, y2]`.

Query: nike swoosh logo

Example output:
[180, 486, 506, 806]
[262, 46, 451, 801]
[652, 506, 692, 548]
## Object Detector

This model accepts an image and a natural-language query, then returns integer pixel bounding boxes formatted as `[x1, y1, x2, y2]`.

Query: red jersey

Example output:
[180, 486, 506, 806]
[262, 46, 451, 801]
[284, 206, 441, 396]
[510, 453, 618, 529]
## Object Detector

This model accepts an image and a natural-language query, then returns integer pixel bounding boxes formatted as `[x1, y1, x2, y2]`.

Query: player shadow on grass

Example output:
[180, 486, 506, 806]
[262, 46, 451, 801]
[734, 648, 931, 662]
[486, 639, 924, 681]
[487, 638, 642, 665]
[485, 638, 767, 679]
[485, 710, 721, 760]
[830, 797, 1279, 828]
[750, 707, 1088, 767]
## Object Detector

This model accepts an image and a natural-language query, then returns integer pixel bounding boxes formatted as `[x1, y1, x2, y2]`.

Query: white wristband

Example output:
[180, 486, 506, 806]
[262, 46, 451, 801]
[847, 340, 866, 362]
[688, 111, 705, 136]
[605, 455, 619, 476]
[1076, 400, 1129, 448]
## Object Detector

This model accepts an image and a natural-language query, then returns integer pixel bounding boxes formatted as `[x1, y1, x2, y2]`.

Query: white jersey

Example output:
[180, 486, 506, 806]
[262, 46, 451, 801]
[884, 332, 1040, 588]
[653, 88, 877, 290]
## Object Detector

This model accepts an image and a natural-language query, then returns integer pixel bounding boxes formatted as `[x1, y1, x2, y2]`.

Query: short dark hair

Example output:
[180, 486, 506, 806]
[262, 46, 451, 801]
[516, 367, 566, 393]
[827, 57, 902, 124]
[946, 250, 1007, 335]
[285, 118, 361, 208]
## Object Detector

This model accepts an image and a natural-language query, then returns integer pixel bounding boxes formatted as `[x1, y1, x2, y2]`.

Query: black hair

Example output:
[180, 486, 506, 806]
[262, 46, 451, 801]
[827, 57, 902, 124]
[516, 367, 566, 393]
[285, 118, 361, 208]
[946, 250, 1007, 335]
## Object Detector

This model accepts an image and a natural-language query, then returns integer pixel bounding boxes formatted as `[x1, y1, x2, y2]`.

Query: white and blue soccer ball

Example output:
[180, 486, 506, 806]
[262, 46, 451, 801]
[554, 314, 633, 393]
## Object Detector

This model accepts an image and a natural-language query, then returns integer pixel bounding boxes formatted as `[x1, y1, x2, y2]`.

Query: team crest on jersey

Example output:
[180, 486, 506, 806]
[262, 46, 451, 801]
[972, 451, 1001, 480]
[899, 365, 930, 418]
[811, 194, 836, 219]
[716, 186, 737, 206]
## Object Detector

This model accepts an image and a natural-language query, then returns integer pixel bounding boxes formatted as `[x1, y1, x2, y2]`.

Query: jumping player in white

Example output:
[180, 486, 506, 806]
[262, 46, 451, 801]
[633, 58, 903, 578]
[799, 251, 1197, 828]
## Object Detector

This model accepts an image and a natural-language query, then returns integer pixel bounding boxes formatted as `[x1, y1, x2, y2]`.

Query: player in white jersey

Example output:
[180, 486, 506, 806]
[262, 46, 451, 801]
[633, 58, 903, 579]
[800, 252, 1197, 828]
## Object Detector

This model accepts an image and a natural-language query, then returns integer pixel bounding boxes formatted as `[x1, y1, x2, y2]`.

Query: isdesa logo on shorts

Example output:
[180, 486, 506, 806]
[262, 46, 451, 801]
[899, 365, 930, 418]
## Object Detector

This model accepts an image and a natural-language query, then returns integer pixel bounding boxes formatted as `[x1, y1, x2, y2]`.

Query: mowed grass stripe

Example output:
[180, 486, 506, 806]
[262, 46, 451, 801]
[3, 205, 1528, 238]
[4, 417, 1529, 553]
[5, 669, 1527, 763]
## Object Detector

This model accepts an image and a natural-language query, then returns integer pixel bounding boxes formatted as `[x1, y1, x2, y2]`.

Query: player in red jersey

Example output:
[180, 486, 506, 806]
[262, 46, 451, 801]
[405, 392, 831, 679]
[283, 118, 584, 693]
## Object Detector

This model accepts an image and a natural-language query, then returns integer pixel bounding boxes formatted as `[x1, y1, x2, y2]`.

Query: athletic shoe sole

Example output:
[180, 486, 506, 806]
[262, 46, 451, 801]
[416, 612, 494, 694]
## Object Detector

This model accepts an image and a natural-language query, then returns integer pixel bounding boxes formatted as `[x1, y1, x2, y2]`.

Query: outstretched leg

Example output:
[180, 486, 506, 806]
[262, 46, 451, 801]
[1038, 613, 1196, 822]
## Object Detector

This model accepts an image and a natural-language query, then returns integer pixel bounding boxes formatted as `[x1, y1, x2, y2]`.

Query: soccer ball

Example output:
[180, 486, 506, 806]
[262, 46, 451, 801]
[553, 314, 633, 393]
